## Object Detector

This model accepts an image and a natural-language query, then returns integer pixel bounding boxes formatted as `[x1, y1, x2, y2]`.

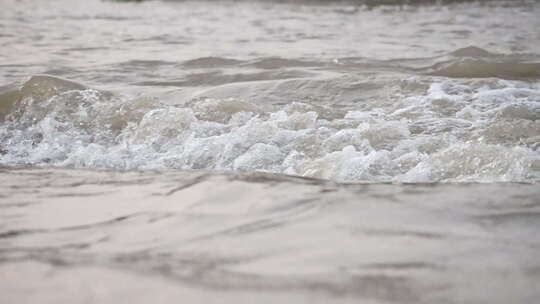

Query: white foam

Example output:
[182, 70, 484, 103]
[1, 78, 539, 182]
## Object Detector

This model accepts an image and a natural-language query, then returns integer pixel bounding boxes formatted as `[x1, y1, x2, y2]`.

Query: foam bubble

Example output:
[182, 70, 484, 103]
[0, 75, 539, 182]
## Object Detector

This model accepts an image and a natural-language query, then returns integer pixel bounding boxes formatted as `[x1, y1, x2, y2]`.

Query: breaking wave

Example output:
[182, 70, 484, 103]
[0, 74, 539, 182]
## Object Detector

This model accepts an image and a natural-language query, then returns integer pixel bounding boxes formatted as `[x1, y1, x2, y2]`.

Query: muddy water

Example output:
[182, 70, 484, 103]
[1, 0, 539, 181]
[0, 0, 540, 303]
[1, 168, 540, 304]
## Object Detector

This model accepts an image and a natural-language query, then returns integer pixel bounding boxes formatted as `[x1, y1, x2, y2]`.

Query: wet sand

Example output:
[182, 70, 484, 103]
[1, 168, 539, 303]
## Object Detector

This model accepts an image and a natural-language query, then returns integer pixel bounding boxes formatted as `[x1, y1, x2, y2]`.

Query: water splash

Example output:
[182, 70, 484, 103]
[1, 75, 538, 182]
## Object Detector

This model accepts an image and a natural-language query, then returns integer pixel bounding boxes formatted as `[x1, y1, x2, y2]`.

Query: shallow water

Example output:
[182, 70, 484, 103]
[1, 0, 540, 303]
[1, 168, 540, 304]
[1, 0, 540, 182]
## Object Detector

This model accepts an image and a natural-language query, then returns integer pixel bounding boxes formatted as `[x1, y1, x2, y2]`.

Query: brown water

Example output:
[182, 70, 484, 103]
[1, 0, 539, 182]
[1, 0, 540, 303]
[1, 168, 540, 304]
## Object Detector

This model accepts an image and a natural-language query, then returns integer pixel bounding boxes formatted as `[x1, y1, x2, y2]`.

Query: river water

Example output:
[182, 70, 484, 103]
[1, 0, 539, 303]
[1, 0, 539, 182]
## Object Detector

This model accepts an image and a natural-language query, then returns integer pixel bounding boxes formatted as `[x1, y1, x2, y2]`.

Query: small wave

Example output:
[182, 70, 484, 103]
[180, 57, 324, 70]
[0, 75, 88, 120]
[244, 57, 323, 70]
[181, 57, 244, 69]
[134, 70, 315, 87]
[450, 46, 497, 58]
[429, 60, 540, 79]
[423, 47, 540, 79]
[118, 60, 179, 69]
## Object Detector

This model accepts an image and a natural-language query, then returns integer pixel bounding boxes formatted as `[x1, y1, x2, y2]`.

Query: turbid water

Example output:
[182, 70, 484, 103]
[0, 0, 539, 303]
[1, 169, 540, 304]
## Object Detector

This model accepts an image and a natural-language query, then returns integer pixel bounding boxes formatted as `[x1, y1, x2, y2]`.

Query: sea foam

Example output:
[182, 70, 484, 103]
[0, 75, 538, 182]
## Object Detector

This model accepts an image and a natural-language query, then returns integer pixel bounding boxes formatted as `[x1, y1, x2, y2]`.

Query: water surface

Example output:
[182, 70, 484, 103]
[1, 1, 540, 303]
[1, 0, 539, 182]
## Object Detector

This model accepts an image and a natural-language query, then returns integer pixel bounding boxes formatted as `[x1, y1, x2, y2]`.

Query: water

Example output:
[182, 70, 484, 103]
[1, 0, 540, 303]
[1, 0, 539, 182]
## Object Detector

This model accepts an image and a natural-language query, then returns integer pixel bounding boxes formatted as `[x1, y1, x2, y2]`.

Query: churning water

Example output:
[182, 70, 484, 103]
[1, 0, 539, 182]
[1, 1, 540, 303]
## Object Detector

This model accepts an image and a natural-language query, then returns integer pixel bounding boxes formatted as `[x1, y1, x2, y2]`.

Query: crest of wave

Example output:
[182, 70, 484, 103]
[0, 75, 538, 182]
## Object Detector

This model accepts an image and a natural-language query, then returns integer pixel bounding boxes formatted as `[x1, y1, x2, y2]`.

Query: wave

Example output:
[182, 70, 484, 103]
[91, 47, 540, 96]
[0, 74, 538, 182]
[124, 47, 540, 87]
[428, 60, 540, 79]
[419, 47, 540, 79]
